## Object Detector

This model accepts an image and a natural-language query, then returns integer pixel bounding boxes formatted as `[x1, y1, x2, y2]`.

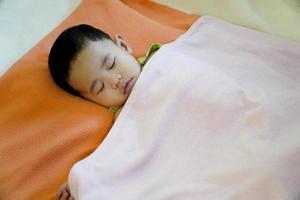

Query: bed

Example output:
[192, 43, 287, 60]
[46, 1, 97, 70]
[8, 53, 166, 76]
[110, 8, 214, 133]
[0, 0, 299, 200]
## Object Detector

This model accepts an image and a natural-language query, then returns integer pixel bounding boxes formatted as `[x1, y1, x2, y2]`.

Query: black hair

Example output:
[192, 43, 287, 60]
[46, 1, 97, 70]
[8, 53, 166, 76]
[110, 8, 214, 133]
[48, 24, 112, 96]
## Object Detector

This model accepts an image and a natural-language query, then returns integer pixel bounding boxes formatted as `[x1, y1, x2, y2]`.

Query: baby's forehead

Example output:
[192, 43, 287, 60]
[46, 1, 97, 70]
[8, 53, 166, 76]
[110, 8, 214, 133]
[72, 39, 115, 67]
[84, 38, 116, 53]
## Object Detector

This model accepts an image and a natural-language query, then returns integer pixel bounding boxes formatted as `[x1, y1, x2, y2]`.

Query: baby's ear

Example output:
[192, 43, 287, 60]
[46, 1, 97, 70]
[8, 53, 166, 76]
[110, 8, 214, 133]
[114, 34, 133, 54]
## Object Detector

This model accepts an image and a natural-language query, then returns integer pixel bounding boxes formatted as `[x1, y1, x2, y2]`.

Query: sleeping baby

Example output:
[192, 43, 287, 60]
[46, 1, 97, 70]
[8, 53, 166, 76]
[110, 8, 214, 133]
[48, 24, 160, 200]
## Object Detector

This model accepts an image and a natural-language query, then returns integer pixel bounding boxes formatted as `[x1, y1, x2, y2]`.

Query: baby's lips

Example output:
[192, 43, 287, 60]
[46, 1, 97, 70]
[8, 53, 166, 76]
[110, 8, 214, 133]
[123, 77, 135, 94]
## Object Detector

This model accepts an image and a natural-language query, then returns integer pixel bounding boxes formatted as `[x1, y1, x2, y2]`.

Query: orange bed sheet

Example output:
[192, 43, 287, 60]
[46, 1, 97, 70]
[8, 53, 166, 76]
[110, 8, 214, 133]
[0, 0, 198, 199]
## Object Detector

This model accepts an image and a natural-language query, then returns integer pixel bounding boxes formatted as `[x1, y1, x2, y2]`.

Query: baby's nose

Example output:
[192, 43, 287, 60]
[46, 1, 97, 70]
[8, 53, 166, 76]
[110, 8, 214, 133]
[111, 73, 122, 89]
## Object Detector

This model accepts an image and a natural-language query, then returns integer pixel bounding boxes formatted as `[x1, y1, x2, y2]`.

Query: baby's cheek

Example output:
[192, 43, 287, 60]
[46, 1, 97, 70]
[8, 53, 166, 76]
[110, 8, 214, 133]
[107, 92, 128, 107]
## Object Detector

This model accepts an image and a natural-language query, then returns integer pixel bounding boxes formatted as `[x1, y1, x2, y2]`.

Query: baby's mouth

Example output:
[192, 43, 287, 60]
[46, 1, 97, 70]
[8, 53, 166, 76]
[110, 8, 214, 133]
[123, 77, 135, 95]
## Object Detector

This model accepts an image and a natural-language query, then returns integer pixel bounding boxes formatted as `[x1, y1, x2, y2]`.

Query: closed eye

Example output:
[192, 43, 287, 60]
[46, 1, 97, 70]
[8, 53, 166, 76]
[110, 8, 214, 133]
[97, 82, 104, 94]
[91, 80, 104, 95]
[108, 57, 116, 70]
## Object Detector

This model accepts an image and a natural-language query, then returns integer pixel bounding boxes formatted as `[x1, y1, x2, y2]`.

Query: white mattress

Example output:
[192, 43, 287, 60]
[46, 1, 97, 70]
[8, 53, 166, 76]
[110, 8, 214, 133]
[0, 0, 81, 76]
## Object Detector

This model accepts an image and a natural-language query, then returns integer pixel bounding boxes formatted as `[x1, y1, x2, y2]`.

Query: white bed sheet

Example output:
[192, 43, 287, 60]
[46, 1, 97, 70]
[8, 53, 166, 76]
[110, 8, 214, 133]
[155, 0, 300, 43]
[0, 0, 81, 76]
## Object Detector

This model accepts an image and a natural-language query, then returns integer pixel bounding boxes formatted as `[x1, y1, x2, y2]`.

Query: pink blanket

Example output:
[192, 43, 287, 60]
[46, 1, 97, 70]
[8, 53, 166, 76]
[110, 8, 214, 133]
[69, 16, 300, 200]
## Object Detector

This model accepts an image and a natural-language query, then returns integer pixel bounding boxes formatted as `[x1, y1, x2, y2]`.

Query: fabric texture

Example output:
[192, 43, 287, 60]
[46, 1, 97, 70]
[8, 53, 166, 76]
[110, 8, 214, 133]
[0, 1, 198, 199]
[69, 16, 300, 200]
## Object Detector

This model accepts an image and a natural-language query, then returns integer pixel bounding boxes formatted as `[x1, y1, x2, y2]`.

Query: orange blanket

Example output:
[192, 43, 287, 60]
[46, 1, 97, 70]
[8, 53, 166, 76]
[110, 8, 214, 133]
[0, 0, 197, 199]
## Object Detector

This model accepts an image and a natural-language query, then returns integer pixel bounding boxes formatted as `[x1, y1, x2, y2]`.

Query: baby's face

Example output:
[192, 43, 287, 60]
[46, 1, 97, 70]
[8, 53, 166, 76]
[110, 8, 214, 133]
[68, 37, 141, 107]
